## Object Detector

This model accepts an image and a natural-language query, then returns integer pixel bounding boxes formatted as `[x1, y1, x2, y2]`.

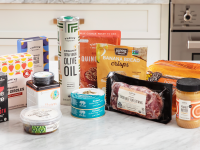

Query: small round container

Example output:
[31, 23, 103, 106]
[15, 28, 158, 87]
[71, 105, 105, 119]
[176, 78, 200, 129]
[20, 106, 62, 134]
[32, 71, 54, 86]
[71, 88, 105, 109]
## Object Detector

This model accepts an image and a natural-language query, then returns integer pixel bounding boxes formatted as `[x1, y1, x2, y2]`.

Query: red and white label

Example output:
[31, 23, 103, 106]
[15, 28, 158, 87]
[176, 98, 200, 120]
[23, 69, 31, 78]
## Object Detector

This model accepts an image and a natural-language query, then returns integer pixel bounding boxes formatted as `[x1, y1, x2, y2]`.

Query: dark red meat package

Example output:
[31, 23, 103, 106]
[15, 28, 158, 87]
[106, 72, 172, 124]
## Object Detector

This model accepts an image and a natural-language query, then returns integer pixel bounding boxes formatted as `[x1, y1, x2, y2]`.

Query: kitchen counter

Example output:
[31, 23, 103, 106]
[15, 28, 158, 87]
[0, 0, 169, 4]
[1, 106, 200, 150]
[2, 61, 200, 150]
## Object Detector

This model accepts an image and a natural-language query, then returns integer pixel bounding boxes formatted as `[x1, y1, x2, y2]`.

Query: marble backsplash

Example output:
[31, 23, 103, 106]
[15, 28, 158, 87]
[0, 0, 169, 4]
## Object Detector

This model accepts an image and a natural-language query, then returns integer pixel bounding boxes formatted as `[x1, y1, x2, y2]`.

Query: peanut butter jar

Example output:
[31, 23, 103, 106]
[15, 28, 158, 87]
[176, 78, 200, 129]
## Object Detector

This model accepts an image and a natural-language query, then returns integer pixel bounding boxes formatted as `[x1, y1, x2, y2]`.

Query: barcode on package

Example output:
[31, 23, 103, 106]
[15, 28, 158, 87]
[33, 54, 39, 64]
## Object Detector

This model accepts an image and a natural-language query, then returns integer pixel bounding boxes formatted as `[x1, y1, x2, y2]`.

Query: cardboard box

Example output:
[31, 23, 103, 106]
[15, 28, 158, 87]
[0, 72, 8, 122]
[0, 53, 33, 109]
[17, 36, 49, 72]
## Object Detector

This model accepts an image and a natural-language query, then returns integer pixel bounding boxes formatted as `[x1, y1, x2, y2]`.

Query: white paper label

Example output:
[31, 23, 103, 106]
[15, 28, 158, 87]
[179, 99, 191, 120]
[117, 86, 146, 115]
[27, 40, 43, 72]
[25, 108, 59, 121]
[27, 86, 60, 108]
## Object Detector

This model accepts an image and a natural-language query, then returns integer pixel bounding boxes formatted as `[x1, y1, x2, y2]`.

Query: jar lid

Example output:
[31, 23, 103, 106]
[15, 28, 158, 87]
[72, 88, 105, 96]
[177, 78, 200, 92]
[20, 106, 62, 126]
[32, 71, 54, 86]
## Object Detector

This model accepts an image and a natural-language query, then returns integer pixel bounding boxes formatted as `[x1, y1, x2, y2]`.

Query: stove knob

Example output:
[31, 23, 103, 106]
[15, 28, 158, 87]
[184, 10, 192, 21]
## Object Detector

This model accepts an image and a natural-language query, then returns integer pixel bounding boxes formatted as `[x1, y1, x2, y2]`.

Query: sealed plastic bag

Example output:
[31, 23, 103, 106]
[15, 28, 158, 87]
[80, 30, 121, 88]
[106, 72, 173, 124]
[97, 44, 147, 93]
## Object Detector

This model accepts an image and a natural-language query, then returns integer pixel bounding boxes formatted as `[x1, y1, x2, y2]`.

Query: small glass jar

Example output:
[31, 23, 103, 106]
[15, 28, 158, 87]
[26, 71, 60, 108]
[176, 78, 200, 129]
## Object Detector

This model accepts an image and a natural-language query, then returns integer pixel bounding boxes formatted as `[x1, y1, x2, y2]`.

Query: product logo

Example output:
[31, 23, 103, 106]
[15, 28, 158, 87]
[8, 78, 17, 84]
[50, 90, 59, 100]
[79, 110, 86, 117]
[0, 78, 5, 82]
[132, 50, 139, 56]
[79, 101, 86, 107]
[67, 23, 78, 33]
[23, 69, 31, 78]
[129, 92, 135, 96]
[115, 48, 128, 56]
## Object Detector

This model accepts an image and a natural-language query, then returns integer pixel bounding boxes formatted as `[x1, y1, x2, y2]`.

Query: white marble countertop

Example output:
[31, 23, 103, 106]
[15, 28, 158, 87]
[0, 105, 200, 150]
[0, 0, 169, 4]
[1, 61, 200, 150]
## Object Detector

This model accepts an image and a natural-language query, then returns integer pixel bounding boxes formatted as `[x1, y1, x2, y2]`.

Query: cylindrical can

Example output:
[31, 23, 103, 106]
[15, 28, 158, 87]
[71, 105, 105, 119]
[71, 88, 105, 109]
[58, 16, 80, 105]
[57, 16, 64, 84]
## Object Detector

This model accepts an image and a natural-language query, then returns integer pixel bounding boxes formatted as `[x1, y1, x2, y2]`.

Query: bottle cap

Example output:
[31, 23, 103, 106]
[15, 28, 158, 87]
[177, 78, 200, 92]
[32, 71, 54, 86]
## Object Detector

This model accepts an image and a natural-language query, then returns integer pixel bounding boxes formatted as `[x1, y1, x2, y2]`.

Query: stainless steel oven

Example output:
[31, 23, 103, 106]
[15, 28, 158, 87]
[170, 0, 200, 60]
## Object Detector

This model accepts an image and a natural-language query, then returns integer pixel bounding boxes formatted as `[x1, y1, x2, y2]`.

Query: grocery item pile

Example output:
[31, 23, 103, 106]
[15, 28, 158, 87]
[1, 15, 200, 135]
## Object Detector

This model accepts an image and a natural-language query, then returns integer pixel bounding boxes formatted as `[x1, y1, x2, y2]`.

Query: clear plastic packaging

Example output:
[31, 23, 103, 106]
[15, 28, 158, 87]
[106, 72, 173, 124]
[20, 106, 62, 134]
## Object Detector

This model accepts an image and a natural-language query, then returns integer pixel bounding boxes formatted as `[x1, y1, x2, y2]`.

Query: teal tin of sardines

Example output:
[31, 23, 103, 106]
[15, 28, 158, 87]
[71, 88, 105, 109]
[71, 105, 105, 119]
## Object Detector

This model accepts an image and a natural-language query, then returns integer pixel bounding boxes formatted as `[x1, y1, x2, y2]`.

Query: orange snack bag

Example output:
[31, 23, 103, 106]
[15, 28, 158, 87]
[80, 30, 121, 88]
[96, 44, 147, 93]
[147, 60, 200, 115]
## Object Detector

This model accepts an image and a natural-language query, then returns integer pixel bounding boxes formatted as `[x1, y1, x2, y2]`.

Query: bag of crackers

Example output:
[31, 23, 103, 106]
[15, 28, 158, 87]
[96, 44, 147, 93]
[80, 30, 121, 88]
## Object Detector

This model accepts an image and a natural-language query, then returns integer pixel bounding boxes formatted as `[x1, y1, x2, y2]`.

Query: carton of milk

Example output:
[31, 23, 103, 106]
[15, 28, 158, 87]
[0, 53, 33, 109]
[17, 36, 49, 72]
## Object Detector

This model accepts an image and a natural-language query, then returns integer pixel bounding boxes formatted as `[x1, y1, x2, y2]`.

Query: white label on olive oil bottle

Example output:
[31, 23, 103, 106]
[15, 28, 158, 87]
[60, 19, 79, 105]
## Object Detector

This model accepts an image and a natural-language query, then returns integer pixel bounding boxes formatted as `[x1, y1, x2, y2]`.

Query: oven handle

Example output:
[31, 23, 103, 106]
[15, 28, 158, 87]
[188, 41, 200, 49]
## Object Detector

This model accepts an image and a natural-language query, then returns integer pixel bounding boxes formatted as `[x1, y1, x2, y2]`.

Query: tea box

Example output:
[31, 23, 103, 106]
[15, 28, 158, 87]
[17, 36, 49, 72]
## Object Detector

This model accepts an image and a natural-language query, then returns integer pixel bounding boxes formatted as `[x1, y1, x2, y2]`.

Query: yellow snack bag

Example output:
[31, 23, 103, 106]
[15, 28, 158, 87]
[96, 44, 147, 92]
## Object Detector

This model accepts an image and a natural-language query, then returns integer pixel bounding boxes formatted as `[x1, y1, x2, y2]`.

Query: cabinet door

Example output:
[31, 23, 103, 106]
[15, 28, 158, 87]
[121, 40, 160, 66]
[0, 4, 160, 39]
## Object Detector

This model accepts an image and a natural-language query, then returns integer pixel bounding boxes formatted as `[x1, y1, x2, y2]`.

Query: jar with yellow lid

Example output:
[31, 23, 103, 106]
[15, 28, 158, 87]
[176, 78, 200, 129]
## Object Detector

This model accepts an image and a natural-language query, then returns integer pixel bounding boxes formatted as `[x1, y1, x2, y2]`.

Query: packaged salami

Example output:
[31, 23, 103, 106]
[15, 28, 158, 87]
[106, 72, 173, 124]
[80, 30, 121, 88]
[97, 44, 147, 94]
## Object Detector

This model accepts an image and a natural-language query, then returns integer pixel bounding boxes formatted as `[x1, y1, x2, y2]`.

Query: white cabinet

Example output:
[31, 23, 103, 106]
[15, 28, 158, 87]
[0, 3, 169, 65]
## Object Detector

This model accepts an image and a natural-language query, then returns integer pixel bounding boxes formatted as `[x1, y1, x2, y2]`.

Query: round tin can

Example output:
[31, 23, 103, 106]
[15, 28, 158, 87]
[71, 105, 105, 119]
[58, 16, 80, 105]
[71, 88, 105, 109]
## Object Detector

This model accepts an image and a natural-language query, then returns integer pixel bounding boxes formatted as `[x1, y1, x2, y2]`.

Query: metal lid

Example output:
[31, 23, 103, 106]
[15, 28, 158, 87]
[58, 16, 79, 22]
[32, 71, 54, 86]
[177, 78, 200, 92]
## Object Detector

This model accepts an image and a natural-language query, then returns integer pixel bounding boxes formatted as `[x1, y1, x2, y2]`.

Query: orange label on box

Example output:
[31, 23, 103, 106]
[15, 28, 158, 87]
[158, 77, 177, 87]
[176, 98, 200, 120]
